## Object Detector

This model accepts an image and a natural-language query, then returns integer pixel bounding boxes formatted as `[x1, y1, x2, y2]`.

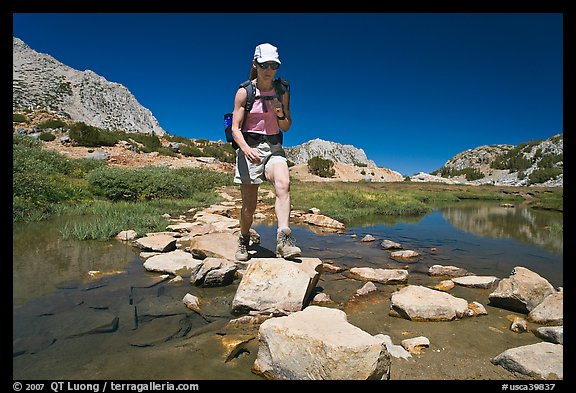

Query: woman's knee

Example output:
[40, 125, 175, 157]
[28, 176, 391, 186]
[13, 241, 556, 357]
[274, 178, 290, 196]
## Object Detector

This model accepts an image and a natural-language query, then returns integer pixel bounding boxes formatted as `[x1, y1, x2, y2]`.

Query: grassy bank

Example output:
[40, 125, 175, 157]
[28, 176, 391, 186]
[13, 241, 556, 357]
[13, 134, 234, 239]
[56, 197, 221, 240]
[13, 134, 562, 240]
[288, 181, 563, 224]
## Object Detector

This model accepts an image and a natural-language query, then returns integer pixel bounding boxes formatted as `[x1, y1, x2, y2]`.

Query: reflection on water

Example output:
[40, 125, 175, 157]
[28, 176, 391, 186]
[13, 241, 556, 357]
[278, 202, 562, 289]
[439, 201, 563, 254]
[13, 216, 136, 309]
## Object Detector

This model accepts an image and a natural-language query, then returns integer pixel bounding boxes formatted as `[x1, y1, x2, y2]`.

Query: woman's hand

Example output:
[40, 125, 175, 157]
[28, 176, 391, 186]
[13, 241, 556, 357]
[271, 97, 284, 118]
[243, 147, 261, 164]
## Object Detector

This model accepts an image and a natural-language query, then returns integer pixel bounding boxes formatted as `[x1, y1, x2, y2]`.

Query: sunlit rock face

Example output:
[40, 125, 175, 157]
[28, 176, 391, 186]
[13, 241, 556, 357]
[285, 138, 376, 166]
[13, 37, 166, 136]
[431, 134, 563, 187]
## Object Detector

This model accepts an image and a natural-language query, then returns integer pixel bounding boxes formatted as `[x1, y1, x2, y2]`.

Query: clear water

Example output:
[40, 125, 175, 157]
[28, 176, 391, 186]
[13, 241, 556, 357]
[12, 201, 562, 380]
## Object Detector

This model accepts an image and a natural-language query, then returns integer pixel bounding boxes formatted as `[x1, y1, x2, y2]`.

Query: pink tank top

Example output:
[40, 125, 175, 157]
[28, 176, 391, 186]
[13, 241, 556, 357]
[243, 85, 279, 135]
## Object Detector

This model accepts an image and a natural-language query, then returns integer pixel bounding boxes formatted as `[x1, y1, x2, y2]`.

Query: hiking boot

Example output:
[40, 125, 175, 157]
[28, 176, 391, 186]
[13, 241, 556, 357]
[248, 229, 261, 245]
[276, 228, 302, 260]
[235, 234, 250, 261]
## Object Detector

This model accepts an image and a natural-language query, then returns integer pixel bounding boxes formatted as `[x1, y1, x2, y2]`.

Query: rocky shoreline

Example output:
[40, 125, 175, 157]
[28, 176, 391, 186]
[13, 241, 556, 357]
[123, 187, 563, 380]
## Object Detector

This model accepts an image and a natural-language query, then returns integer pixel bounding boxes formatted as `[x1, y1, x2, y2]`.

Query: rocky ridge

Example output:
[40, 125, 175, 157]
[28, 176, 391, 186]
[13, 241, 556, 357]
[13, 36, 562, 187]
[428, 134, 563, 187]
[13, 37, 166, 136]
[285, 138, 377, 167]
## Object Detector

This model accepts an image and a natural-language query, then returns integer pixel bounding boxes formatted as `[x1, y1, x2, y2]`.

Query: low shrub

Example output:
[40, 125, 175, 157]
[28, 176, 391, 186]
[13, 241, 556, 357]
[13, 113, 28, 123]
[86, 166, 232, 202]
[39, 132, 56, 142]
[308, 156, 335, 178]
[69, 122, 118, 147]
[37, 119, 68, 129]
[528, 168, 562, 185]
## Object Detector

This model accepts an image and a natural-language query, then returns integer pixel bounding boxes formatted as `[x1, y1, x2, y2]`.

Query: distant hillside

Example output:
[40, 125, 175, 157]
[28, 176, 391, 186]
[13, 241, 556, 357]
[285, 138, 377, 167]
[12, 37, 561, 188]
[13, 37, 166, 136]
[428, 134, 563, 187]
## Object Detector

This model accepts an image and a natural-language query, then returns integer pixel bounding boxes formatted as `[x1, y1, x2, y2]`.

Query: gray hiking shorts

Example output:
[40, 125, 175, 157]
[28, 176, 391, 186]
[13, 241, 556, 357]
[234, 141, 287, 185]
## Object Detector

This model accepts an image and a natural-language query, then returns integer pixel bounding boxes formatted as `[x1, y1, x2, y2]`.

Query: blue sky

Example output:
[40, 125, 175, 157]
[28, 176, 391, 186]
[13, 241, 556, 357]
[12, 12, 563, 176]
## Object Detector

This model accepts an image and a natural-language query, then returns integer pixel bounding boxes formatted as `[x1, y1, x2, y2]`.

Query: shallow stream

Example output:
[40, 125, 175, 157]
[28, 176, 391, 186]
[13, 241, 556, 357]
[13, 201, 562, 380]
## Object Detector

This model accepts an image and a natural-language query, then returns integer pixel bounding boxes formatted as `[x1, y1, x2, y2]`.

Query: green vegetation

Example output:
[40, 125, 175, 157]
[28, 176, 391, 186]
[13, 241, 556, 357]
[307, 156, 335, 178]
[13, 133, 105, 221]
[528, 168, 562, 186]
[86, 166, 232, 202]
[13, 132, 563, 241]
[491, 144, 535, 172]
[289, 181, 538, 225]
[59, 198, 217, 240]
[37, 119, 68, 129]
[547, 222, 563, 235]
[291, 183, 429, 223]
[13, 134, 233, 239]
[13, 113, 28, 123]
[434, 167, 485, 181]
[536, 153, 563, 169]
[13, 113, 236, 162]
[68, 122, 120, 147]
[178, 141, 235, 163]
[431, 137, 563, 185]
[523, 188, 563, 211]
[200, 144, 236, 163]
[39, 132, 56, 142]
[178, 138, 235, 163]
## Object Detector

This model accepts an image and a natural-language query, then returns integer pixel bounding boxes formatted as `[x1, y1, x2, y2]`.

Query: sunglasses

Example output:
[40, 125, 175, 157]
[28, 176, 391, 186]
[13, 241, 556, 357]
[256, 62, 280, 70]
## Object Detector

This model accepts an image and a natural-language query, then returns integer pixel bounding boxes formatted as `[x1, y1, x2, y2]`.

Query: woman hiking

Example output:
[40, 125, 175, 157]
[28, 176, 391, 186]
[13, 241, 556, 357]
[230, 42, 301, 261]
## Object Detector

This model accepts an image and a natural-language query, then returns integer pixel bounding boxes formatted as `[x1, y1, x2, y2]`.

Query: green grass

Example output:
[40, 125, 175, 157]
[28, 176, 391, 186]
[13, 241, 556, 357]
[59, 198, 216, 241]
[525, 189, 564, 212]
[13, 134, 233, 236]
[292, 186, 429, 223]
[547, 222, 563, 235]
[289, 181, 557, 225]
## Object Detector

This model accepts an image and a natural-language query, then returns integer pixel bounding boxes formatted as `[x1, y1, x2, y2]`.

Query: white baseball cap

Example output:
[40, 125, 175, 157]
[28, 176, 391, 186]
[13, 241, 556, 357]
[253, 43, 281, 64]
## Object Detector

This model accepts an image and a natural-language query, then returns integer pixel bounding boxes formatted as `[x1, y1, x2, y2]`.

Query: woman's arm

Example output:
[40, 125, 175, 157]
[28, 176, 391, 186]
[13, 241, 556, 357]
[232, 87, 261, 163]
[231, 88, 249, 150]
[273, 91, 291, 131]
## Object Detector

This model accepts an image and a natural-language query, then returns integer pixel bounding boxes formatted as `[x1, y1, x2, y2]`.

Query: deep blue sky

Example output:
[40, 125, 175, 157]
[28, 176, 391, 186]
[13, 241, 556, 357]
[12, 13, 563, 176]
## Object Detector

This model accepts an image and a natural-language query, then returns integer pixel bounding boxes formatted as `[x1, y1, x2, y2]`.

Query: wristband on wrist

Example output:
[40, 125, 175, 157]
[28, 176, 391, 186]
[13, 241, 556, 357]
[276, 114, 286, 120]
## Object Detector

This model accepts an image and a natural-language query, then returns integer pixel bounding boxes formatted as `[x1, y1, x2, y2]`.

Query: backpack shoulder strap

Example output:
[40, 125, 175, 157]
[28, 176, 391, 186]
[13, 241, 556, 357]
[273, 78, 289, 118]
[273, 77, 290, 97]
[239, 80, 256, 112]
[237, 80, 256, 132]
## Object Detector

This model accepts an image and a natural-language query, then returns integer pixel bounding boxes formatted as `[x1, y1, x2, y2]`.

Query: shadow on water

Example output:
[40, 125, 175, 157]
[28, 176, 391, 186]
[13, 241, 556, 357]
[13, 201, 562, 380]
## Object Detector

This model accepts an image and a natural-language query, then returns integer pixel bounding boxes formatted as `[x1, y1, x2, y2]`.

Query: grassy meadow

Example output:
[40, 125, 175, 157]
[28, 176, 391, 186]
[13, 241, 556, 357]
[13, 134, 562, 241]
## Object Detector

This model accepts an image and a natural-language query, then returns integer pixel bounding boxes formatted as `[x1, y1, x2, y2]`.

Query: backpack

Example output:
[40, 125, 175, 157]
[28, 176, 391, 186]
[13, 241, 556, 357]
[224, 77, 289, 149]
